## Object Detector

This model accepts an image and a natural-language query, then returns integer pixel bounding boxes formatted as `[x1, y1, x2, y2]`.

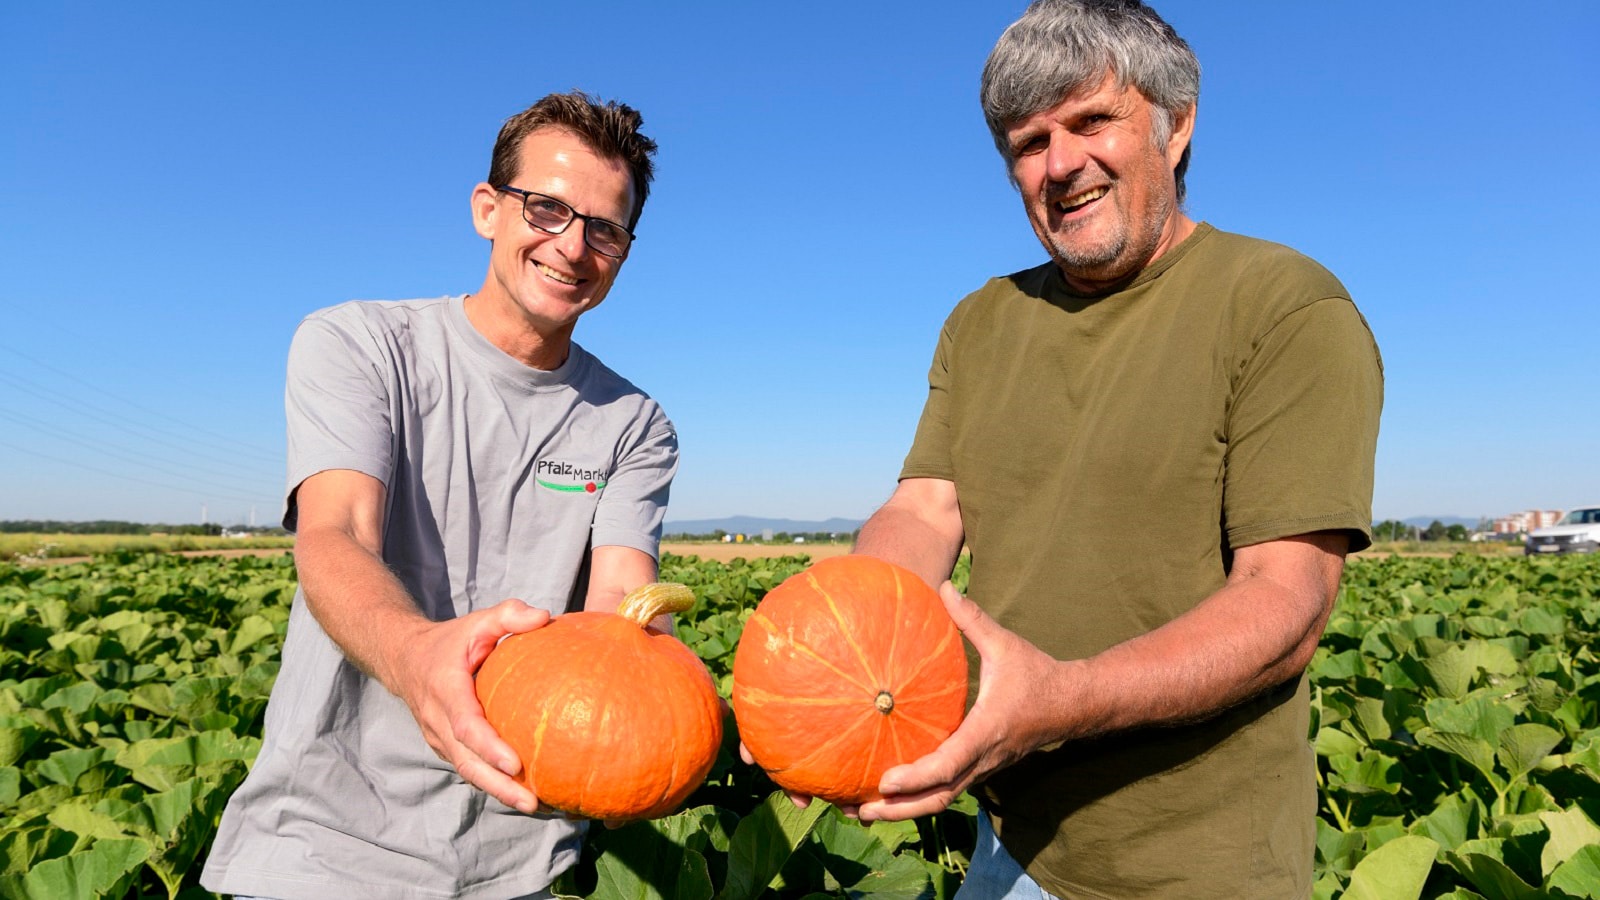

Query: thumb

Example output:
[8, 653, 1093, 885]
[492, 598, 553, 634]
[880, 718, 983, 796]
[938, 581, 1000, 648]
[466, 601, 552, 669]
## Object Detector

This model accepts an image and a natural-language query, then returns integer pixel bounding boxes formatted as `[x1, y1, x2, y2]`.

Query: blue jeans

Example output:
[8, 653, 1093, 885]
[955, 812, 1061, 900]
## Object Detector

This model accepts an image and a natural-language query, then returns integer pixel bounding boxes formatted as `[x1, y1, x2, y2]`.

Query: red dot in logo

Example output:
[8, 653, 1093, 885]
[585, 482, 597, 493]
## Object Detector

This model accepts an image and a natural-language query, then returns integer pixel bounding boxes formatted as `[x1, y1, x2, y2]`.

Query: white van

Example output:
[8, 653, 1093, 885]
[1525, 506, 1600, 556]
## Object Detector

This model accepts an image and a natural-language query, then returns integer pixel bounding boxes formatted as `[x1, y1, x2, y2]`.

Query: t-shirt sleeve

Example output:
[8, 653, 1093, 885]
[899, 310, 962, 482]
[1223, 297, 1383, 552]
[282, 311, 396, 531]
[590, 406, 679, 558]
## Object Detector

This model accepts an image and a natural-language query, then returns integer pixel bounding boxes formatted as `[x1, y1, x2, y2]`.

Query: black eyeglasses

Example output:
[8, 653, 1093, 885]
[494, 186, 634, 258]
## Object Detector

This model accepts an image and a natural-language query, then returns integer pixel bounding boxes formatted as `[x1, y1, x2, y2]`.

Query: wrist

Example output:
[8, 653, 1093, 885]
[367, 612, 435, 696]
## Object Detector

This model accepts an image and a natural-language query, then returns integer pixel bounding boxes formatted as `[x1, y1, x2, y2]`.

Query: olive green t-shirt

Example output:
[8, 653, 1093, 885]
[900, 223, 1382, 898]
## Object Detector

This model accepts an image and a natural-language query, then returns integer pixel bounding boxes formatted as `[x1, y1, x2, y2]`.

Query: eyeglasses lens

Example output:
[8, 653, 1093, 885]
[521, 194, 628, 257]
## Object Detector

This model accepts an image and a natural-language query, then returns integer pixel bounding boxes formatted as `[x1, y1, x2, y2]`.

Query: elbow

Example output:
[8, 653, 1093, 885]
[1280, 598, 1335, 680]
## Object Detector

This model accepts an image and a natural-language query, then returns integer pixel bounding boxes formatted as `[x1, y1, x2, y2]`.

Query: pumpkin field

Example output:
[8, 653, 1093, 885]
[2, 550, 1599, 899]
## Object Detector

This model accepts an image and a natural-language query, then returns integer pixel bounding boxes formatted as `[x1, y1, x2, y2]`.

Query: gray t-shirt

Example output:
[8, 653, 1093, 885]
[202, 296, 679, 900]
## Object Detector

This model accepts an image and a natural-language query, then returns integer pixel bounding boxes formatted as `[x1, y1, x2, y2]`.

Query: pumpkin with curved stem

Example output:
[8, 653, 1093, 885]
[475, 582, 723, 820]
[731, 555, 968, 804]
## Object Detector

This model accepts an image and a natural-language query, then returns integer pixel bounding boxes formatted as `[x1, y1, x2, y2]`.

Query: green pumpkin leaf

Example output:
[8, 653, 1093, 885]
[1417, 730, 1502, 789]
[0, 825, 79, 878]
[1413, 791, 1480, 852]
[1548, 844, 1600, 898]
[1343, 834, 1438, 900]
[655, 805, 735, 855]
[0, 766, 19, 808]
[27, 746, 115, 790]
[1445, 841, 1544, 900]
[810, 807, 896, 881]
[1552, 737, 1600, 777]
[46, 803, 137, 842]
[1329, 751, 1402, 795]
[1463, 641, 1521, 678]
[1317, 819, 1363, 870]
[0, 836, 150, 900]
[226, 614, 279, 655]
[1418, 646, 1479, 698]
[0, 718, 41, 768]
[1539, 808, 1600, 876]
[1315, 727, 1363, 760]
[1515, 606, 1566, 637]
[1313, 649, 1366, 682]
[591, 824, 714, 900]
[1497, 723, 1564, 784]
[40, 681, 99, 716]
[946, 792, 979, 815]
[716, 793, 828, 900]
[840, 852, 930, 897]
[1426, 696, 1517, 745]
[867, 817, 920, 855]
[1353, 696, 1392, 743]
[1463, 616, 1510, 638]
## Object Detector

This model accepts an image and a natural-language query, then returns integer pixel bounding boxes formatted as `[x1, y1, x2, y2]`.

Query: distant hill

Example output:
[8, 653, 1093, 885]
[663, 516, 865, 537]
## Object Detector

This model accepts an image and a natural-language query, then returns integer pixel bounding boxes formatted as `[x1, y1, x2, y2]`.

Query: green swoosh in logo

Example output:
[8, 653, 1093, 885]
[537, 478, 606, 493]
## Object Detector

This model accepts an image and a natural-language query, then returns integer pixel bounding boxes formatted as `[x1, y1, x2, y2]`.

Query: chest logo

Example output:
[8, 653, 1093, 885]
[536, 459, 608, 494]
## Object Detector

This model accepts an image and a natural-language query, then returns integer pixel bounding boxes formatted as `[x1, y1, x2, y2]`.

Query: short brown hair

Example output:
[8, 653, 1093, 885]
[487, 91, 658, 229]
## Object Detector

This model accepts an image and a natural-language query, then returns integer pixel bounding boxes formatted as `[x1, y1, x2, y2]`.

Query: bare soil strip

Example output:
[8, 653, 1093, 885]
[660, 542, 853, 563]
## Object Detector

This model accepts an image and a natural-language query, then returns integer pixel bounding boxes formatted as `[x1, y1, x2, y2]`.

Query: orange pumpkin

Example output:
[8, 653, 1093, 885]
[731, 555, 967, 804]
[475, 583, 723, 820]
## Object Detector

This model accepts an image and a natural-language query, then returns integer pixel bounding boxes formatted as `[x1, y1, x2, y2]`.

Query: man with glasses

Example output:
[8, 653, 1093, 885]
[843, 1, 1383, 896]
[202, 91, 678, 900]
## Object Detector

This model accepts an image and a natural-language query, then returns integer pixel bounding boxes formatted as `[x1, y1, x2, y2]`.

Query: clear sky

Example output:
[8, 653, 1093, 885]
[2, 1, 1596, 529]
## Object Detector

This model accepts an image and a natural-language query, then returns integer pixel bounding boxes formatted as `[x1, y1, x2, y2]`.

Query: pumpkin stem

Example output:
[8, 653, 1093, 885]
[617, 582, 696, 626]
[875, 691, 895, 714]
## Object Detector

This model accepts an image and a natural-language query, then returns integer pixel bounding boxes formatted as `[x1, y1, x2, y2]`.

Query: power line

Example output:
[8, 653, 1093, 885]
[0, 439, 276, 507]
[0, 367, 285, 467]
[0, 343, 284, 462]
[0, 407, 281, 496]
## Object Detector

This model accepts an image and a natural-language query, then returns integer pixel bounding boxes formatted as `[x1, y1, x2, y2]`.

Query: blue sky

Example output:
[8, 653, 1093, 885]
[2, 1, 1596, 528]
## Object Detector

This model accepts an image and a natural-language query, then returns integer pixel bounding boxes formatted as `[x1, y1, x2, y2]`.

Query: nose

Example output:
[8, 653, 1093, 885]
[552, 218, 592, 261]
[1043, 131, 1089, 183]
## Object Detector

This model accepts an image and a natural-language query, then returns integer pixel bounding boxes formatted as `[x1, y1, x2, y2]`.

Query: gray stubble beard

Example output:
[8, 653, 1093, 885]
[1038, 183, 1174, 283]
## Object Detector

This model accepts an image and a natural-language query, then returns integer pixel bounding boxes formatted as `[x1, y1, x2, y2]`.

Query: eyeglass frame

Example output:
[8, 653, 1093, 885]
[493, 185, 636, 258]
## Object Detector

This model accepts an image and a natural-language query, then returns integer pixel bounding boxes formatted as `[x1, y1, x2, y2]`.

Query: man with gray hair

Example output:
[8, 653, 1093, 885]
[850, 0, 1383, 895]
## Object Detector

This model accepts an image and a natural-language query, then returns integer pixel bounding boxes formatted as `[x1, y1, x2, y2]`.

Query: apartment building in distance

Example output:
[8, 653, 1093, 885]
[1492, 509, 1563, 535]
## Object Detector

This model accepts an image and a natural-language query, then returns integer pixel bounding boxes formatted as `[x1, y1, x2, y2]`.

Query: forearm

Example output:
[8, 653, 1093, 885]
[1046, 570, 1332, 743]
[854, 494, 963, 590]
[584, 544, 667, 628]
[294, 525, 431, 691]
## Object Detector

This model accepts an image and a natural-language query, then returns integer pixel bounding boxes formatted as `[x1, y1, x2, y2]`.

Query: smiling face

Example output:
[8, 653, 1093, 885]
[1005, 73, 1195, 293]
[469, 127, 637, 368]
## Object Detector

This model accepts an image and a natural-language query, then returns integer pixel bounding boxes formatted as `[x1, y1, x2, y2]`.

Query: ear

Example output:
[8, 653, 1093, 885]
[1165, 102, 1196, 170]
[471, 183, 501, 240]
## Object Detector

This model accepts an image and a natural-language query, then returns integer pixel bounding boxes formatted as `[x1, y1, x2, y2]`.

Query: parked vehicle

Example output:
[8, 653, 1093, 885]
[1525, 506, 1600, 555]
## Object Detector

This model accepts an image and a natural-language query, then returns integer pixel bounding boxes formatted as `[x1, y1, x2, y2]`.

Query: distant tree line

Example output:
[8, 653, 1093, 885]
[663, 529, 861, 544]
[1372, 519, 1471, 542]
[0, 520, 288, 537]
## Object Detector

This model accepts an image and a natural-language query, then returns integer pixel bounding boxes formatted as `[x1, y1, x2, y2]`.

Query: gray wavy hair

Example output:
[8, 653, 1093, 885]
[981, 0, 1200, 201]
